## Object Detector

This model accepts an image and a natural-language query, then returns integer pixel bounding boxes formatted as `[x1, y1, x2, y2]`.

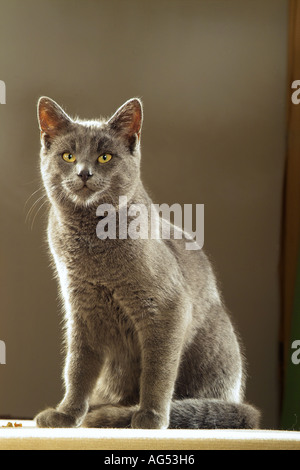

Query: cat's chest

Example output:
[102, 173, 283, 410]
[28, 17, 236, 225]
[49, 216, 108, 272]
[48, 212, 142, 290]
[83, 285, 137, 348]
[52, 245, 137, 350]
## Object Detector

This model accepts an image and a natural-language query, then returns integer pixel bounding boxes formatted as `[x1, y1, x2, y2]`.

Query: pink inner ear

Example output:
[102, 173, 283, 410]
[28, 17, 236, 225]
[131, 107, 142, 136]
[38, 100, 70, 137]
[39, 107, 58, 135]
[108, 99, 143, 139]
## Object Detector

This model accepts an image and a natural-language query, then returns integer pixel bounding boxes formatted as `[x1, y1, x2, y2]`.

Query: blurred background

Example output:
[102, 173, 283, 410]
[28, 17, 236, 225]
[0, 0, 291, 429]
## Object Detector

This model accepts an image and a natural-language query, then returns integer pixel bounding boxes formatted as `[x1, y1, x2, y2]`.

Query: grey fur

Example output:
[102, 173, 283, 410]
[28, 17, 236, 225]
[34, 97, 260, 429]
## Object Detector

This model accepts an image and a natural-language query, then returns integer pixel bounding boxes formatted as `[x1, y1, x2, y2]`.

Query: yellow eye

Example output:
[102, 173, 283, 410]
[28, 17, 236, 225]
[98, 153, 112, 164]
[62, 152, 76, 163]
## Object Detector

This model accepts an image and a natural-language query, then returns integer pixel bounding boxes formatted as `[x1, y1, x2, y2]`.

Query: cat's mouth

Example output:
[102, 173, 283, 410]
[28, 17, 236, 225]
[76, 183, 95, 193]
[63, 180, 105, 206]
[67, 184, 101, 207]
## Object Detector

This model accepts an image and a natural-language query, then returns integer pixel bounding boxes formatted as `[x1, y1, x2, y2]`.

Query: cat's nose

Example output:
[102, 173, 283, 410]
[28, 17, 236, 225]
[78, 169, 93, 183]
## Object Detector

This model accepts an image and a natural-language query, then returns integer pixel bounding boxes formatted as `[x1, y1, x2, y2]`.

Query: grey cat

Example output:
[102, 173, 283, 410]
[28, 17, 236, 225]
[34, 97, 260, 429]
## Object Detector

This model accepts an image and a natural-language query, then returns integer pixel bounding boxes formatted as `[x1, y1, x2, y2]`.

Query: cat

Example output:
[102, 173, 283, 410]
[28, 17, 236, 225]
[34, 96, 260, 429]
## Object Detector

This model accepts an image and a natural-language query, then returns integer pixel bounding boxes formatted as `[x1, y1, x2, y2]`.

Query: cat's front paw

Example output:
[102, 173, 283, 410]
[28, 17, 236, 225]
[131, 409, 169, 429]
[35, 408, 77, 428]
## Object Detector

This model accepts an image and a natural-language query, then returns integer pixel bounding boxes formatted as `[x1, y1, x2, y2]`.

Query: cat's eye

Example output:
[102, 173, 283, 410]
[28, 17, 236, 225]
[62, 152, 76, 163]
[98, 153, 112, 164]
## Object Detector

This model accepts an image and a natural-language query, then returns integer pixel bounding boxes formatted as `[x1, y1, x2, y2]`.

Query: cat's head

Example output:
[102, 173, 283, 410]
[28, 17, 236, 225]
[38, 97, 143, 208]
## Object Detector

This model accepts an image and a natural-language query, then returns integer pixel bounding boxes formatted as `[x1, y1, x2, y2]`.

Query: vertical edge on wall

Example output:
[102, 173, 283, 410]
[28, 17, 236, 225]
[280, 0, 300, 427]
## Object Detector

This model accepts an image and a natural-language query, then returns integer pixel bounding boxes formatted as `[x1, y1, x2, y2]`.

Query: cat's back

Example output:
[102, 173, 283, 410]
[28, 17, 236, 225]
[160, 218, 221, 301]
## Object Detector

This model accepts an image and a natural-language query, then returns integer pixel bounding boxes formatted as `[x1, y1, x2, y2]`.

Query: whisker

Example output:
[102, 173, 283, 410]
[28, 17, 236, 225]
[26, 181, 64, 229]
[22, 177, 42, 186]
[30, 199, 49, 230]
[25, 193, 47, 224]
[24, 187, 44, 209]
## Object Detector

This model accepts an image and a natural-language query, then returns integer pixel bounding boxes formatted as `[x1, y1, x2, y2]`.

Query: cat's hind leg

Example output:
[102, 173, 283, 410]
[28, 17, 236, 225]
[82, 399, 260, 429]
[82, 404, 138, 428]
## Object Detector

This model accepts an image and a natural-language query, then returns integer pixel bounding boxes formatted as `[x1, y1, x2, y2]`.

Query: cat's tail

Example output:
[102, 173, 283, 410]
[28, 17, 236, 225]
[83, 399, 260, 429]
[170, 399, 260, 429]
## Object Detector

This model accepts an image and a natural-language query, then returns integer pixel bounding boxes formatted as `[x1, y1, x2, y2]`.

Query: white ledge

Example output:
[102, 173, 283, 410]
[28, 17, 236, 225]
[1, 420, 300, 450]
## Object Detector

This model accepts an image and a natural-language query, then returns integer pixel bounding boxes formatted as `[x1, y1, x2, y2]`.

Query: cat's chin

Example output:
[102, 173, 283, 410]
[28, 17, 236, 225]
[68, 188, 102, 208]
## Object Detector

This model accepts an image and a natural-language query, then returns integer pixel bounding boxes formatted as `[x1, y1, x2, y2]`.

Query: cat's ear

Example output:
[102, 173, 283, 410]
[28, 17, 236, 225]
[107, 98, 143, 151]
[37, 97, 72, 140]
